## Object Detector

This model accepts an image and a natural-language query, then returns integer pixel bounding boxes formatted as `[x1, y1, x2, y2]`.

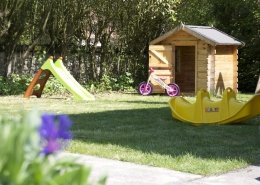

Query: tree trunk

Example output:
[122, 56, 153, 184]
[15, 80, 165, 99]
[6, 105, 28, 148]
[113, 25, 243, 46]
[1, 43, 16, 78]
[0, 52, 6, 76]
[2, 53, 12, 78]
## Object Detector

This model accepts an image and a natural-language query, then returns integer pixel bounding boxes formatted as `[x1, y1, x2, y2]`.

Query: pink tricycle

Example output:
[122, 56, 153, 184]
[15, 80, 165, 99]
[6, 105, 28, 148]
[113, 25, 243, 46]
[138, 68, 180, 96]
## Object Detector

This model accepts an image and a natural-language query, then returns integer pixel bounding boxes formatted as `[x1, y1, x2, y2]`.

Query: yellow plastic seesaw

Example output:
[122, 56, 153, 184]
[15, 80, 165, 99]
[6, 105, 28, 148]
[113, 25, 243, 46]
[168, 88, 260, 125]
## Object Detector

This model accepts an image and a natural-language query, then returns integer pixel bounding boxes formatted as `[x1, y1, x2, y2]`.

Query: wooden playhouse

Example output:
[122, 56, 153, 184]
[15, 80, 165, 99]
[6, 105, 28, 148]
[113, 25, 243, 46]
[148, 24, 244, 95]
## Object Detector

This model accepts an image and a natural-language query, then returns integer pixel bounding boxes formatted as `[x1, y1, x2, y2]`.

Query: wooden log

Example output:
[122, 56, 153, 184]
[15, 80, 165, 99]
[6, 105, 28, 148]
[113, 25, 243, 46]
[149, 45, 172, 51]
[152, 69, 172, 76]
[167, 41, 197, 46]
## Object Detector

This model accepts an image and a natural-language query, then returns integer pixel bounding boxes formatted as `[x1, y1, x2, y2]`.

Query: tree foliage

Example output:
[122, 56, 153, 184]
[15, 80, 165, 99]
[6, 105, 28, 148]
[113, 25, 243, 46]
[0, 0, 33, 77]
[0, 0, 259, 92]
[177, 0, 260, 92]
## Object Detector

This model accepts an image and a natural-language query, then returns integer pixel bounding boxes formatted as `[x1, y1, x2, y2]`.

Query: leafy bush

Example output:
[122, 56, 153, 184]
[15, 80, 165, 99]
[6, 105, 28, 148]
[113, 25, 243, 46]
[0, 72, 135, 96]
[43, 76, 68, 96]
[0, 74, 32, 95]
[94, 72, 134, 92]
[0, 110, 106, 185]
[0, 74, 69, 96]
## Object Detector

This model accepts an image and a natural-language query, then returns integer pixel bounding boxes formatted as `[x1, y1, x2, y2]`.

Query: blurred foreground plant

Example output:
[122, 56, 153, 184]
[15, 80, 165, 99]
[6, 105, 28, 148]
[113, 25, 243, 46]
[0, 111, 106, 185]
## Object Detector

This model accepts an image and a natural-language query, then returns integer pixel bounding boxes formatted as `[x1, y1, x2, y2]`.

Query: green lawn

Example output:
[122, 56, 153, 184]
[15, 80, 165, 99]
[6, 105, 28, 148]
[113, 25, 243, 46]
[0, 92, 260, 175]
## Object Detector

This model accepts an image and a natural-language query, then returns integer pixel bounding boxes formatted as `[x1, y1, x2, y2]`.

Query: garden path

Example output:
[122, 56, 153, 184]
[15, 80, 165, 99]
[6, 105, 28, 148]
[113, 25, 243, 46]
[59, 152, 260, 185]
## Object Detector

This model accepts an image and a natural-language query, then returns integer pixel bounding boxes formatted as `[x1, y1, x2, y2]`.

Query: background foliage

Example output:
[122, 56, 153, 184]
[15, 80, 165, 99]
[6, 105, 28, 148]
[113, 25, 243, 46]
[0, 0, 259, 92]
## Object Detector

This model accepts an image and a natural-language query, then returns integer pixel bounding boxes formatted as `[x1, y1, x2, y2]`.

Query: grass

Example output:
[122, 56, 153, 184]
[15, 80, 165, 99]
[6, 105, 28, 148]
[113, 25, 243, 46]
[0, 92, 260, 175]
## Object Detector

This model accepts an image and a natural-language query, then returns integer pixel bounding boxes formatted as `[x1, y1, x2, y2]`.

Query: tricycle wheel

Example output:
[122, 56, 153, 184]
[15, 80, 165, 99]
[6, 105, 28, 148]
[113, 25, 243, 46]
[138, 82, 153, 96]
[166, 83, 180, 96]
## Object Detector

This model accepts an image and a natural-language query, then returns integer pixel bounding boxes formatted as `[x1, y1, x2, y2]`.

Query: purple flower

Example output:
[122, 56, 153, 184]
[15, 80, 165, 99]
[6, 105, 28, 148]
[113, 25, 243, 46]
[42, 139, 60, 155]
[58, 115, 72, 139]
[39, 113, 73, 155]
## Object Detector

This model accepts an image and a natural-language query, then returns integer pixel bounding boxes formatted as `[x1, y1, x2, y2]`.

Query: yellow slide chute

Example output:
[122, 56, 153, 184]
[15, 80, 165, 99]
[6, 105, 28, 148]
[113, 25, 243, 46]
[169, 88, 260, 125]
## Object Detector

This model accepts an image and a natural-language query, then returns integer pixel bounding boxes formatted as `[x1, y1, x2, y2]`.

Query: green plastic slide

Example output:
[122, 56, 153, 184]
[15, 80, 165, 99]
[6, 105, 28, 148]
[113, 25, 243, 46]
[41, 58, 95, 101]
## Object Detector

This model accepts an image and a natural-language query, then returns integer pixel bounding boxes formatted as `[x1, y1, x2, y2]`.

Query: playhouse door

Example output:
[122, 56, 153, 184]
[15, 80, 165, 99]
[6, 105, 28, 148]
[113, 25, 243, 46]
[148, 45, 174, 93]
[175, 46, 195, 93]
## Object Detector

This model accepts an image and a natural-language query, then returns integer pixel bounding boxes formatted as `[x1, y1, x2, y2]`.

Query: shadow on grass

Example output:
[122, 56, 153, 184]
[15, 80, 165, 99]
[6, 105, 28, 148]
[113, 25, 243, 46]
[69, 107, 260, 165]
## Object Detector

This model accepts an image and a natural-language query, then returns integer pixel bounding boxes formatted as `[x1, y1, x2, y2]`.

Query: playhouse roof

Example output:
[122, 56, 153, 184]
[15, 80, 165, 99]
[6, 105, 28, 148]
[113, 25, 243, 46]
[150, 24, 245, 46]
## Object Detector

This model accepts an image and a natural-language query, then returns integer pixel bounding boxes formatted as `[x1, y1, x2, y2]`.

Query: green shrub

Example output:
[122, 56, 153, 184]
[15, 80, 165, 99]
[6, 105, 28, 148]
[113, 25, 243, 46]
[95, 72, 134, 92]
[0, 72, 135, 96]
[0, 74, 69, 96]
[43, 76, 68, 95]
[0, 74, 32, 95]
[0, 110, 106, 185]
